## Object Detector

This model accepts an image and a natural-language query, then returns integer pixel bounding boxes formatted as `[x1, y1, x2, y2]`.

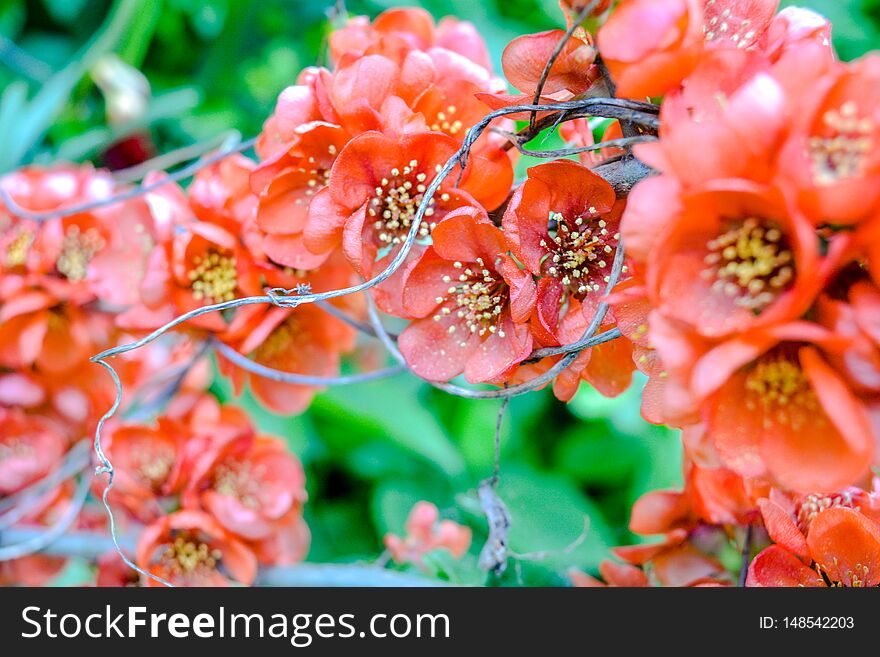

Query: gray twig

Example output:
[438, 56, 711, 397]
[0, 473, 90, 561]
[0, 134, 256, 222]
[213, 338, 406, 385]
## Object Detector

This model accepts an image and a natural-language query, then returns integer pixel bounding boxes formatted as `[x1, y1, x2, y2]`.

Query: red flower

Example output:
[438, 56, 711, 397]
[626, 185, 821, 338]
[0, 408, 66, 495]
[638, 72, 788, 188]
[749, 484, 880, 586]
[96, 550, 141, 587]
[569, 561, 649, 587]
[384, 501, 472, 566]
[702, 0, 780, 52]
[597, 0, 705, 98]
[248, 509, 311, 566]
[219, 299, 356, 415]
[186, 435, 307, 541]
[0, 165, 157, 308]
[302, 131, 504, 315]
[503, 160, 622, 339]
[501, 29, 596, 97]
[398, 206, 536, 383]
[329, 8, 492, 74]
[682, 321, 875, 491]
[98, 423, 185, 522]
[777, 54, 880, 225]
[136, 510, 258, 587]
[503, 160, 634, 401]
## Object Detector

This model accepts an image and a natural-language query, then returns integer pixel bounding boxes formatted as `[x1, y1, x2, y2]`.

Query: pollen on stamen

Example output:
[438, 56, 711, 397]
[744, 352, 821, 431]
[56, 224, 106, 282]
[702, 217, 795, 311]
[188, 249, 238, 303]
[809, 100, 874, 184]
[541, 208, 616, 300]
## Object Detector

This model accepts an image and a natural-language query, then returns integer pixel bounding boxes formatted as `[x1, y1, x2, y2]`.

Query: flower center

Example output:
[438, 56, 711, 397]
[809, 101, 874, 184]
[702, 217, 794, 311]
[56, 224, 105, 282]
[160, 534, 222, 576]
[134, 446, 175, 490]
[5, 229, 33, 268]
[254, 318, 299, 362]
[369, 160, 443, 246]
[433, 257, 507, 342]
[188, 249, 238, 303]
[796, 492, 857, 534]
[214, 460, 264, 510]
[542, 209, 618, 299]
[744, 353, 820, 430]
[703, 3, 758, 49]
[429, 105, 464, 136]
[0, 436, 35, 461]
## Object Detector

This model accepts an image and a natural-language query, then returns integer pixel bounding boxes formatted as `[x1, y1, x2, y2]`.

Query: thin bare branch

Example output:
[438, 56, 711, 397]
[528, 1, 599, 132]
[213, 338, 405, 385]
[113, 131, 251, 183]
[502, 133, 656, 159]
[0, 133, 257, 222]
[0, 473, 89, 561]
[0, 527, 446, 586]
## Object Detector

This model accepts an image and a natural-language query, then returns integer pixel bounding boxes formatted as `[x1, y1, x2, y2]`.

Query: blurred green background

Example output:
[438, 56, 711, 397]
[1, 0, 877, 585]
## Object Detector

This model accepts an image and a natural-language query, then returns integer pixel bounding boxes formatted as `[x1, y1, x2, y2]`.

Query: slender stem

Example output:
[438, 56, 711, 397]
[0, 528, 445, 587]
[0, 474, 90, 561]
[213, 339, 406, 386]
[0, 134, 256, 222]
[528, 1, 599, 132]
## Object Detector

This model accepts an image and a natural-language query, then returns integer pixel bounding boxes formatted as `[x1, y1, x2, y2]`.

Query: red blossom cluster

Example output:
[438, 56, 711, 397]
[1, 1, 879, 588]
[582, 0, 880, 586]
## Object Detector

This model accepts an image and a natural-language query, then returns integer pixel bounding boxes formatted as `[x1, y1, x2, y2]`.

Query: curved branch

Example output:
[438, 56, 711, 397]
[0, 473, 90, 561]
[528, 1, 600, 131]
[0, 527, 445, 587]
[0, 133, 257, 222]
[213, 339, 406, 385]
[502, 134, 656, 159]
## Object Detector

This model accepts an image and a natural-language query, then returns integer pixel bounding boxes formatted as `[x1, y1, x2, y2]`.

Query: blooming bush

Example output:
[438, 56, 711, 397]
[0, 0, 879, 588]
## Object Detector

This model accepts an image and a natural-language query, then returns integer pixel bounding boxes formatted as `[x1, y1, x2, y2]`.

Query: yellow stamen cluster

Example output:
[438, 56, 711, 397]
[56, 224, 105, 282]
[188, 249, 238, 303]
[135, 447, 174, 489]
[430, 105, 464, 136]
[5, 230, 33, 268]
[433, 257, 506, 344]
[161, 535, 222, 576]
[744, 354, 820, 430]
[369, 160, 445, 245]
[702, 217, 794, 311]
[0, 437, 34, 461]
[810, 101, 874, 184]
[796, 492, 857, 534]
[541, 209, 617, 299]
[293, 147, 336, 206]
[214, 461, 265, 510]
[254, 318, 298, 362]
[703, 3, 758, 49]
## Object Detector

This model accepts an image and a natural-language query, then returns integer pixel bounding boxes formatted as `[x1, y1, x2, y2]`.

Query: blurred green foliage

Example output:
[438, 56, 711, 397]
[2, 0, 878, 585]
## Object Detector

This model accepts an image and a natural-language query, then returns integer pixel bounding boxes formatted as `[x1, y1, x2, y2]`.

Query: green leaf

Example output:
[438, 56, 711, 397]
[497, 467, 614, 572]
[318, 377, 467, 478]
[42, 0, 89, 24]
[0, 0, 143, 171]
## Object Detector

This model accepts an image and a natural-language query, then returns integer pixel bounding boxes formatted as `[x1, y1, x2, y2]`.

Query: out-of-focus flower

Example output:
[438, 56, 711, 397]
[136, 510, 258, 587]
[385, 501, 472, 567]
